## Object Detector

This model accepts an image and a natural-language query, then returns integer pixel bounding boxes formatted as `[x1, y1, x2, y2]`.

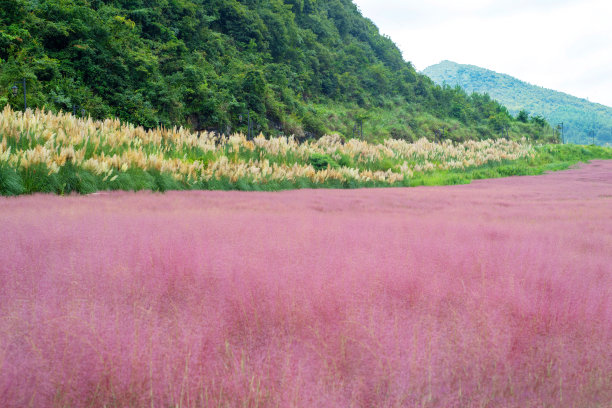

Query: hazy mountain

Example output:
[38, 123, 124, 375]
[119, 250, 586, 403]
[423, 60, 612, 145]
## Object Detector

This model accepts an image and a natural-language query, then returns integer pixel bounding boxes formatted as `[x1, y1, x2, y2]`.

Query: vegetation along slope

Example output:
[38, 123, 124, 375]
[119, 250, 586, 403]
[1, 106, 611, 195]
[2, 0, 552, 142]
[424, 60, 612, 146]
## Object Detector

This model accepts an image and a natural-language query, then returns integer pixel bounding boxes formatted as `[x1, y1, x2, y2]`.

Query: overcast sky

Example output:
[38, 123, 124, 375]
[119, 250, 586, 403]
[352, 0, 612, 107]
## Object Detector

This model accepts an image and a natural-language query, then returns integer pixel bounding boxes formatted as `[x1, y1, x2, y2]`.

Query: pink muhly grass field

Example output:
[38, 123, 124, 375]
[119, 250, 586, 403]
[1, 161, 612, 407]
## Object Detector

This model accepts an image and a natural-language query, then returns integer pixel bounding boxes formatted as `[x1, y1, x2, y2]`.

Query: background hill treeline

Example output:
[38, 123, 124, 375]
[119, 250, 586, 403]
[1, 0, 552, 142]
[424, 60, 612, 146]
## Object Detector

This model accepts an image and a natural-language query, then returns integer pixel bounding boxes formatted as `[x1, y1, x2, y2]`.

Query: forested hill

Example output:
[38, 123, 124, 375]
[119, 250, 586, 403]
[1, 1, 551, 142]
[424, 60, 612, 145]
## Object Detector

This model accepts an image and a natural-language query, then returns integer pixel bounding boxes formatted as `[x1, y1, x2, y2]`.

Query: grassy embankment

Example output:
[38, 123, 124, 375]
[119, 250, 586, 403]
[1, 106, 611, 195]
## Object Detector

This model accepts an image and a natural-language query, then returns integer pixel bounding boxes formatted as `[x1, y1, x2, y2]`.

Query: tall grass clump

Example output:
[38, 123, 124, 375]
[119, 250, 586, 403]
[1, 160, 612, 407]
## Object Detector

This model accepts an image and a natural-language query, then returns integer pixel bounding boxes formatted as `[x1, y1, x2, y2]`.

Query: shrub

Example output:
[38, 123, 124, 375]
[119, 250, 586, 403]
[0, 165, 23, 195]
[307, 153, 339, 170]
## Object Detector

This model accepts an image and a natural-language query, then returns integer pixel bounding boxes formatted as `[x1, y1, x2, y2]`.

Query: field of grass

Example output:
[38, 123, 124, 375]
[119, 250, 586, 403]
[1, 160, 611, 407]
[2, 106, 611, 195]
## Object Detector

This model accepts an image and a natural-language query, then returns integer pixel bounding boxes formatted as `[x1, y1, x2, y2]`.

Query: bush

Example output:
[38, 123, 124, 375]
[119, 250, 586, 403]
[307, 153, 339, 170]
[336, 153, 354, 168]
[20, 164, 60, 194]
[57, 164, 99, 194]
[0, 164, 23, 195]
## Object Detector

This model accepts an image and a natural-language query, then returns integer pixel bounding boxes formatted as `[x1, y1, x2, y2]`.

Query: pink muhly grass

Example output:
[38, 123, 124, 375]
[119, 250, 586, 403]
[1, 161, 612, 407]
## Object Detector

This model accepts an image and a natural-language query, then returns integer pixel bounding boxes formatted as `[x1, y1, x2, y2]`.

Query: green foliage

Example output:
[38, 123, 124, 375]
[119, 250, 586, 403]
[424, 60, 612, 145]
[0, 0, 545, 141]
[7, 163, 188, 195]
[149, 170, 182, 192]
[20, 164, 59, 194]
[307, 153, 339, 170]
[409, 172, 471, 187]
[0, 164, 24, 195]
[409, 144, 612, 187]
[517, 110, 529, 123]
[56, 163, 99, 195]
[336, 153, 354, 168]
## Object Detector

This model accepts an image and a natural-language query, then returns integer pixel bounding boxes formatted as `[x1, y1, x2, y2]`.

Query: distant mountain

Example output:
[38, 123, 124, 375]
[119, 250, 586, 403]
[423, 61, 612, 145]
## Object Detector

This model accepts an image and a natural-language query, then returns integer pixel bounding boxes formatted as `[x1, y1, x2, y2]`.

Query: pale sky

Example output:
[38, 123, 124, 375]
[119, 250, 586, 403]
[352, 0, 612, 107]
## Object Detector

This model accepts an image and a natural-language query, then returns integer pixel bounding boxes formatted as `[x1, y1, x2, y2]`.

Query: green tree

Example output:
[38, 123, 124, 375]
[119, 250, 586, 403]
[517, 110, 529, 123]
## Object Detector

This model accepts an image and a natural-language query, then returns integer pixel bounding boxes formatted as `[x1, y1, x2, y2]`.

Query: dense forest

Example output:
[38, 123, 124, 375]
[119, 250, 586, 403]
[1, 0, 552, 142]
[424, 60, 612, 146]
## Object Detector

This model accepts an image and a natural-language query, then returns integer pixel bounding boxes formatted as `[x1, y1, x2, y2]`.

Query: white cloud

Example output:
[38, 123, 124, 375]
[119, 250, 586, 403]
[353, 0, 612, 107]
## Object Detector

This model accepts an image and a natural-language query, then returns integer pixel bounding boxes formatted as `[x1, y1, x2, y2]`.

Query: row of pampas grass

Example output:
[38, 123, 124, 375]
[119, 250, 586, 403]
[1, 105, 611, 195]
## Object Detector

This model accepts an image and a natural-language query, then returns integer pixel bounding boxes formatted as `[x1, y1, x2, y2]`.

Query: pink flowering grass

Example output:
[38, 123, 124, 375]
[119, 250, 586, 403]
[1, 161, 612, 407]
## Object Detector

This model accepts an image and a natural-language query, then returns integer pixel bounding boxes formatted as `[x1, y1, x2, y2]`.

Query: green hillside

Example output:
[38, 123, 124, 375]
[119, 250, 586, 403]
[0, 0, 551, 142]
[423, 60, 612, 146]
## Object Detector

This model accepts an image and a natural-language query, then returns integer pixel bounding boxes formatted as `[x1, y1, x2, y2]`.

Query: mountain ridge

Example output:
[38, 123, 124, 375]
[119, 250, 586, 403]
[423, 60, 612, 145]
